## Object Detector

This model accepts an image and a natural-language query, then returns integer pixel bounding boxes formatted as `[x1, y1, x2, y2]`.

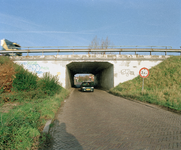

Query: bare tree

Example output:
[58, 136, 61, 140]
[89, 36, 113, 54]
[89, 36, 99, 49]
[101, 37, 111, 49]
[89, 36, 112, 49]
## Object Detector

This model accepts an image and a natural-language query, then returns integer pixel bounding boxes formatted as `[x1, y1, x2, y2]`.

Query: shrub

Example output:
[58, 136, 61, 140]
[38, 72, 62, 96]
[0, 56, 11, 65]
[12, 66, 38, 92]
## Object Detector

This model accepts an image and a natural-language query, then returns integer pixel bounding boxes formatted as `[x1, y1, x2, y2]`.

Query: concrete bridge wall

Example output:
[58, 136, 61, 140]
[12, 54, 169, 90]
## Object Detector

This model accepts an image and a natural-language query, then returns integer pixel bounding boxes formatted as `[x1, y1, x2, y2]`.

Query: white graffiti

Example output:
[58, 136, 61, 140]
[121, 69, 135, 77]
[20, 62, 49, 74]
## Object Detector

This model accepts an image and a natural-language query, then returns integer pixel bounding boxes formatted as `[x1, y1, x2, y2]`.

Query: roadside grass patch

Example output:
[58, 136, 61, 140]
[0, 88, 69, 150]
[0, 56, 70, 149]
[109, 56, 181, 111]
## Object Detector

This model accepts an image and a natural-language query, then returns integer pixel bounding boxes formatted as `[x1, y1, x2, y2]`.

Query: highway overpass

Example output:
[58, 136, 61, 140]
[11, 54, 170, 90]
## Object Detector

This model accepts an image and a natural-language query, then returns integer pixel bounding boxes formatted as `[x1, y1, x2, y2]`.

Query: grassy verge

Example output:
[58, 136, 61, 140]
[109, 56, 181, 112]
[0, 56, 70, 149]
[0, 88, 69, 150]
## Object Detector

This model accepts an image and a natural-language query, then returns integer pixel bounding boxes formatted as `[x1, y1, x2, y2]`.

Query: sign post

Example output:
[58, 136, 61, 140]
[139, 67, 149, 93]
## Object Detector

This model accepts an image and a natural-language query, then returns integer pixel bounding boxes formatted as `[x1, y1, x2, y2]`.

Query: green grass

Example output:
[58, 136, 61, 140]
[0, 56, 10, 65]
[12, 66, 38, 92]
[0, 56, 70, 149]
[110, 56, 181, 111]
[0, 88, 69, 149]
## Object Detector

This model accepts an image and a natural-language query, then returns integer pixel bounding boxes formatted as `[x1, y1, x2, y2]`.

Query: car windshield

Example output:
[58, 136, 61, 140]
[81, 82, 94, 87]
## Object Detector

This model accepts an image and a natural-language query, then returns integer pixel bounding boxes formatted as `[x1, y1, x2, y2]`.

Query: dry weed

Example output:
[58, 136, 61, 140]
[0, 63, 16, 93]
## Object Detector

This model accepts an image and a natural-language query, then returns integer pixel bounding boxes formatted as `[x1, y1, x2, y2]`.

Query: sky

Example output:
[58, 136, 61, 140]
[0, 0, 181, 50]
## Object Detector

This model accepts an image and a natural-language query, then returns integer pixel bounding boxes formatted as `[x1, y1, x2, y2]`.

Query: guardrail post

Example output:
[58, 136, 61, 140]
[165, 51, 167, 55]
[150, 51, 151, 55]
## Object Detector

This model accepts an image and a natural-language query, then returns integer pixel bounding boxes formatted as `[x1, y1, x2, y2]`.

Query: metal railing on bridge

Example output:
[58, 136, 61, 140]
[0, 45, 181, 56]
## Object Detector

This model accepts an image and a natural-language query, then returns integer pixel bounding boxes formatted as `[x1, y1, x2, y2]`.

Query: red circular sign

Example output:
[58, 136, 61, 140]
[139, 67, 149, 78]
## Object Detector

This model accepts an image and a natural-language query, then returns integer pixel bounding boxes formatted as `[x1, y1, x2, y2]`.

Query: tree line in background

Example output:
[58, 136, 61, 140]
[74, 75, 94, 82]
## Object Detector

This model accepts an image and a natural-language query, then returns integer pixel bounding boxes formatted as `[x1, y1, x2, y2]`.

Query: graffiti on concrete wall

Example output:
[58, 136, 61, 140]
[121, 69, 135, 77]
[20, 62, 49, 75]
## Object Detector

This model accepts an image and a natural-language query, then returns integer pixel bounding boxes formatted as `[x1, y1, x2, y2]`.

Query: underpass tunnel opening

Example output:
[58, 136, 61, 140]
[66, 62, 114, 90]
[74, 73, 94, 83]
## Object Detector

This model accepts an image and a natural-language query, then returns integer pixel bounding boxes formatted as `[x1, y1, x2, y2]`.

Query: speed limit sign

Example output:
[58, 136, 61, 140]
[139, 67, 149, 92]
[139, 67, 149, 78]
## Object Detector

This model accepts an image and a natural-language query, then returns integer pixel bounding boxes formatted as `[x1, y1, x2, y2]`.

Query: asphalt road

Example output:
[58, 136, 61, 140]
[48, 89, 181, 150]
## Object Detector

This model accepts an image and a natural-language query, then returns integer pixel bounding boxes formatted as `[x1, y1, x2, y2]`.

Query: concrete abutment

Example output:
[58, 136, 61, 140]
[12, 54, 169, 90]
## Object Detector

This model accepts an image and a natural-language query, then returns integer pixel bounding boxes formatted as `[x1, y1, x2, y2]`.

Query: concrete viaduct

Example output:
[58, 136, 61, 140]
[11, 54, 170, 90]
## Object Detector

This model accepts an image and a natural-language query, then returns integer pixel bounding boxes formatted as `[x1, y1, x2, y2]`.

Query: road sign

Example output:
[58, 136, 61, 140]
[139, 67, 149, 93]
[139, 67, 149, 78]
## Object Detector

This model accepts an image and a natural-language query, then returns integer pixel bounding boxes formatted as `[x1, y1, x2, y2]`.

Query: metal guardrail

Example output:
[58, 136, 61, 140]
[21, 45, 172, 49]
[0, 45, 181, 56]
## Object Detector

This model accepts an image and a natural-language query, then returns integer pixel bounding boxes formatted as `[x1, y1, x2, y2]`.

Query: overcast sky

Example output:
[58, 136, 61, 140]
[0, 0, 181, 49]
